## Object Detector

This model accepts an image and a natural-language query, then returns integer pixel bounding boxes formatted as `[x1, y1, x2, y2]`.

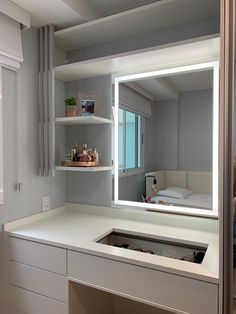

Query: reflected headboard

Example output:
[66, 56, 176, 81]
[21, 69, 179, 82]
[145, 170, 212, 197]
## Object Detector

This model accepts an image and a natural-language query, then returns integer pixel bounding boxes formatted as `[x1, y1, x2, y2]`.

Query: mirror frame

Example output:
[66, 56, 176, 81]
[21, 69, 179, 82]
[114, 61, 219, 217]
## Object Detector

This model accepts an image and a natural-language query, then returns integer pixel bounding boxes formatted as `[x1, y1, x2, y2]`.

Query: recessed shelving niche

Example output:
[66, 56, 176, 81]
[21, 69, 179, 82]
[54, 0, 219, 51]
[54, 37, 220, 82]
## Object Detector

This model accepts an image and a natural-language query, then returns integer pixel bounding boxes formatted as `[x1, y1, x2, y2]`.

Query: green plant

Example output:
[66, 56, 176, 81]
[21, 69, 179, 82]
[64, 97, 77, 106]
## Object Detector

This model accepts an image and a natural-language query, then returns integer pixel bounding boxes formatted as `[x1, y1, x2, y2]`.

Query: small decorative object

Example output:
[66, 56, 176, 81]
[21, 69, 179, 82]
[61, 143, 99, 167]
[78, 92, 98, 116]
[65, 97, 77, 117]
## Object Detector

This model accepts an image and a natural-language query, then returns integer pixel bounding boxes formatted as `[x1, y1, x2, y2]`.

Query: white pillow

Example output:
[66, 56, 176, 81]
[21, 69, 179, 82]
[157, 186, 192, 199]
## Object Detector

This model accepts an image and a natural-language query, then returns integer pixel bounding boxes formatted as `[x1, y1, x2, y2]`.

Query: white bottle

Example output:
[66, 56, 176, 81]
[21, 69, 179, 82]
[93, 148, 99, 164]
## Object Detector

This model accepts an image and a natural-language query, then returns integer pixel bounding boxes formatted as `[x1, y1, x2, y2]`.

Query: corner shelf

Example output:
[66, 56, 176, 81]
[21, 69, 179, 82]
[55, 166, 112, 172]
[55, 116, 112, 125]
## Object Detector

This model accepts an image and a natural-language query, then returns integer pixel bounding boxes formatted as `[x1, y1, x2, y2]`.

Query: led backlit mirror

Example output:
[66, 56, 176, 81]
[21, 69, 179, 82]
[113, 62, 219, 217]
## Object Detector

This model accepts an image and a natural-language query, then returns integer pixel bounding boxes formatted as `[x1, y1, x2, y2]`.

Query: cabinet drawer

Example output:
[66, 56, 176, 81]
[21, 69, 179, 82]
[8, 285, 68, 314]
[8, 237, 66, 275]
[7, 309, 25, 314]
[68, 251, 218, 314]
[8, 261, 68, 303]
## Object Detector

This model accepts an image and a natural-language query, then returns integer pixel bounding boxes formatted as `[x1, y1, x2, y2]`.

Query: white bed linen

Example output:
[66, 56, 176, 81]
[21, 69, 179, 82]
[150, 193, 212, 209]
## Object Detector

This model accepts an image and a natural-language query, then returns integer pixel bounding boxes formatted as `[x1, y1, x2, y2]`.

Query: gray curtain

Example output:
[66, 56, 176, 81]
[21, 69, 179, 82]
[38, 24, 55, 176]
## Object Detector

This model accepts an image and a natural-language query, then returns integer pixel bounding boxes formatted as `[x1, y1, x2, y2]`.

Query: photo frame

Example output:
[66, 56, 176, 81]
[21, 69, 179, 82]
[78, 92, 98, 116]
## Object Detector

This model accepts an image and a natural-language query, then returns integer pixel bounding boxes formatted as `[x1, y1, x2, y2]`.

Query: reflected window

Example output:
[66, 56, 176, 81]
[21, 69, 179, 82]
[112, 107, 143, 173]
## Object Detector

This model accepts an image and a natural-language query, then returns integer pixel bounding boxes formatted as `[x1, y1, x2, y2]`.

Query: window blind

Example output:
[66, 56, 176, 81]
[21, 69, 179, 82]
[0, 12, 23, 69]
[119, 84, 152, 117]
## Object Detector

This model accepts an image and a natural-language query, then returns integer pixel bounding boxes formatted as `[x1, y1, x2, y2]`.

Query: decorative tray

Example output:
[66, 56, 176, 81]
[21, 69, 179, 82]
[61, 160, 98, 167]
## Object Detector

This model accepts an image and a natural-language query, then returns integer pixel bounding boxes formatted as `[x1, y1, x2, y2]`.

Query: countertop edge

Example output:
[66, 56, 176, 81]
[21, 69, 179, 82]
[6, 231, 219, 285]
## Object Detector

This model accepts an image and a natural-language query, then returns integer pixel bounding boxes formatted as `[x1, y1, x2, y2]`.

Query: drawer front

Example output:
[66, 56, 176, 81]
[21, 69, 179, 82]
[9, 261, 68, 303]
[8, 237, 67, 275]
[7, 309, 25, 314]
[68, 251, 218, 314]
[8, 285, 68, 314]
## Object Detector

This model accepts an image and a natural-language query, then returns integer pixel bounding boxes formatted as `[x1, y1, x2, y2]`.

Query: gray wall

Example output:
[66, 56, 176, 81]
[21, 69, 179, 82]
[145, 100, 178, 172]
[114, 173, 145, 202]
[0, 28, 65, 222]
[145, 89, 213, 173]
[64, 76, 112, 206]
[0, 28, 65, 312]
[178, 90, 213, 171]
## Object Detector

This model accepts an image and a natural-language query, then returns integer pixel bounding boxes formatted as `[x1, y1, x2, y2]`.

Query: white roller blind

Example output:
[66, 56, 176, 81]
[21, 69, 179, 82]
[0, 12, 23, 69]
[119, 84, 152, 117]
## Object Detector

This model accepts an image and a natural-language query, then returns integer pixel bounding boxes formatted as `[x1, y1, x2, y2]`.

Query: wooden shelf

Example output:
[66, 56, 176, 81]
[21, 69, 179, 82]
[54, 0, 219, 51]
[55, 166, 112, 172]
[55, 116, 112, 125]
[54, 37, 220, 81]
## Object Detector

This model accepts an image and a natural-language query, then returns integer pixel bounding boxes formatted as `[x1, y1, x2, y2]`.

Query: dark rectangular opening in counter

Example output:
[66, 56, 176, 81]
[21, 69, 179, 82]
[96, 231, 207, 264]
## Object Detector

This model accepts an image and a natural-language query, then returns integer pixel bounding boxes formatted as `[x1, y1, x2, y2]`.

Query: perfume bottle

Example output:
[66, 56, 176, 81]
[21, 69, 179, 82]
[70, 148, 77, 161]
[92, 148, 99, 164]
[80, 144, 91, 162]
[74, 142, 80, 161]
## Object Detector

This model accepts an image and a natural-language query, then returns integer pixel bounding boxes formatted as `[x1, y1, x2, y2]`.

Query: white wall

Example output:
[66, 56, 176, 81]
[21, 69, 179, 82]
[178, 90, 213, 171]
[145, 100, 178, 172]
[0, 27, 65, 312]
[64, 76, 112, 206]
[145, 89, 213, 173]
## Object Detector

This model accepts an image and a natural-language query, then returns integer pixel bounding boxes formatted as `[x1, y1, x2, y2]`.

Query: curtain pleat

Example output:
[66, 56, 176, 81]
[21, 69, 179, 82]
[38, 25, 54, 176]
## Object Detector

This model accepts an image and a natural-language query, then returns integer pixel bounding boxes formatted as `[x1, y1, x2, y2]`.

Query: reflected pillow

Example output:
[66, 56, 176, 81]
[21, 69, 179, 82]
[157, 186, 192, 199]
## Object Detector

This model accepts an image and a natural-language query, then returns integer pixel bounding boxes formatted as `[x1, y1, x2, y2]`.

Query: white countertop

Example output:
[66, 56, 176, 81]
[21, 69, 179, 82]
[4, 203, 219, 284]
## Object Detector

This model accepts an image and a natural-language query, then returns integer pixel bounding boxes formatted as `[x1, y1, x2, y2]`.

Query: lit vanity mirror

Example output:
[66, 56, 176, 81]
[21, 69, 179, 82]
[113, 62, 219, 217]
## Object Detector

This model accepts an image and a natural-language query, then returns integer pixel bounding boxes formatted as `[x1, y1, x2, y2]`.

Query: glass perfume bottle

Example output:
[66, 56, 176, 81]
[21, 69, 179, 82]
[92, 148, 99, 164]
[80, 144, 91, 162]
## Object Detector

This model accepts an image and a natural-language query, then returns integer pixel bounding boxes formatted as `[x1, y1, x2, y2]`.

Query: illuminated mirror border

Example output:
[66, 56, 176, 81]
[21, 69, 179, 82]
[114, 61, 219, 218]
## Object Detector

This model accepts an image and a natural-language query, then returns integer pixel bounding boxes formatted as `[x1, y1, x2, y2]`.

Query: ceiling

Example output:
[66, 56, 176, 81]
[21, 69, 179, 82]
[11, 0, 160, 29]
[134, 70, 213, 101]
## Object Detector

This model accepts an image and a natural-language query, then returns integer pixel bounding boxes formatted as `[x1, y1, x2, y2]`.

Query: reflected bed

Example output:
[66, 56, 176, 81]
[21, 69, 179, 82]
[149, 193, 212, 209]
[145, 170, 212, 210]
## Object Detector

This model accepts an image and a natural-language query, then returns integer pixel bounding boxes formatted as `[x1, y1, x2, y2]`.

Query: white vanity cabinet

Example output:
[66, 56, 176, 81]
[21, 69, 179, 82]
[6, 235, 218, 314]
[68, 250, 218, 314]
[7, 237, 68, 314]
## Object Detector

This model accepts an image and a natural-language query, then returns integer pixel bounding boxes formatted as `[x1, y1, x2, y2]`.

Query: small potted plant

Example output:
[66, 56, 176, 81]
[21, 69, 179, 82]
[65, 97, 77, 117]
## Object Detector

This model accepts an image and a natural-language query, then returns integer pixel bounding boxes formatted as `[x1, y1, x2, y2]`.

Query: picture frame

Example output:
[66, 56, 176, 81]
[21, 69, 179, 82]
[78, 92, 98, 116]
